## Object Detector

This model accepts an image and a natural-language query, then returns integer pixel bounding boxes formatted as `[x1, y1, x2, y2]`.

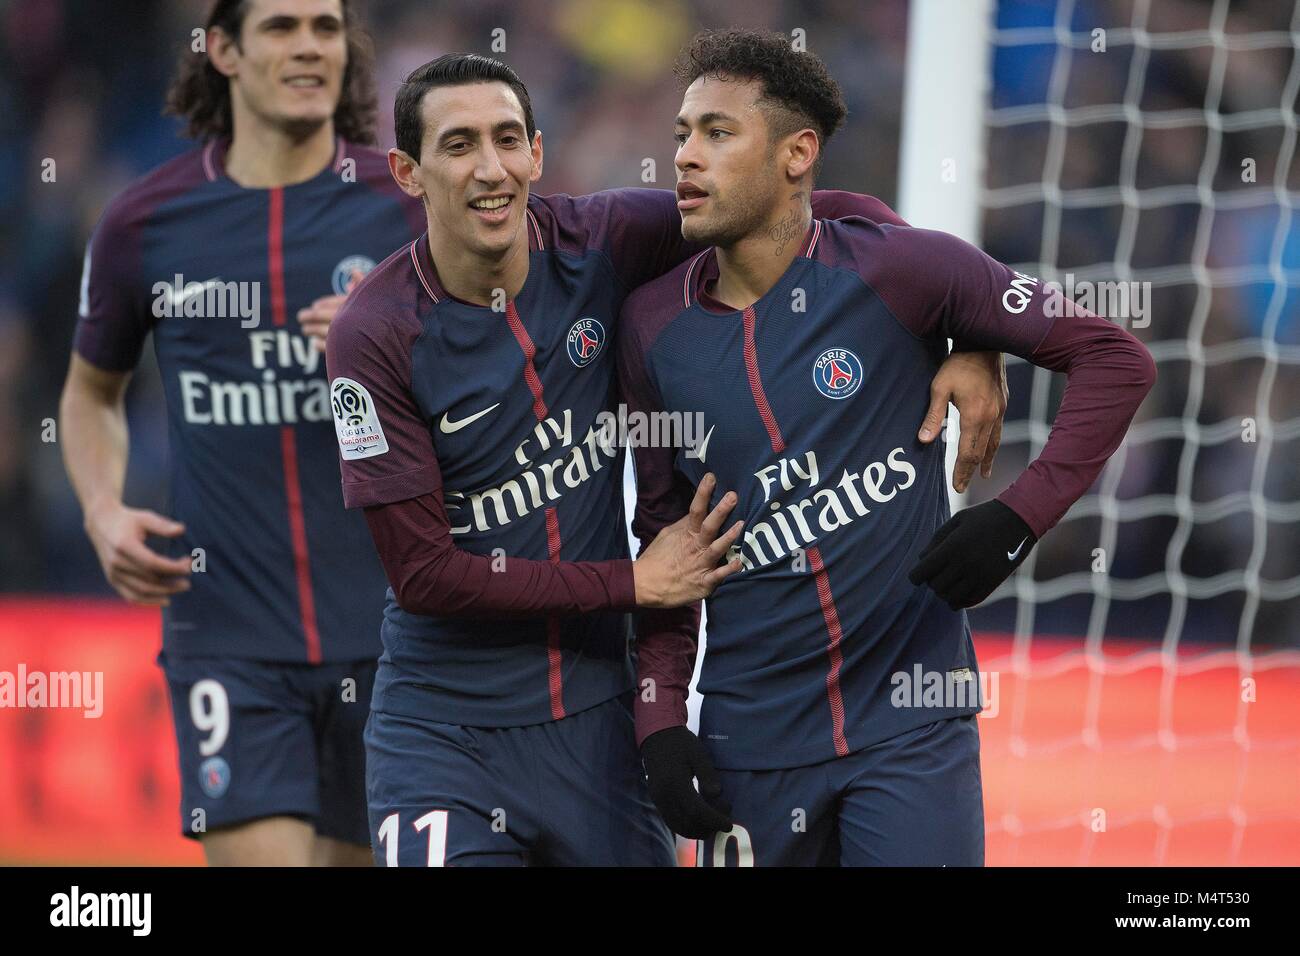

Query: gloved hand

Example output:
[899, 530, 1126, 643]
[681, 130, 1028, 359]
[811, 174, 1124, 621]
[908, 498, 1036, 609]
[640, 725, 733, 839]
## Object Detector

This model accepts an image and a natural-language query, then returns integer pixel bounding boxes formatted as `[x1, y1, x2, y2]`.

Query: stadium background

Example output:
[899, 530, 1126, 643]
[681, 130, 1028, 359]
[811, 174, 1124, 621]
[0, 0, 1296, 865]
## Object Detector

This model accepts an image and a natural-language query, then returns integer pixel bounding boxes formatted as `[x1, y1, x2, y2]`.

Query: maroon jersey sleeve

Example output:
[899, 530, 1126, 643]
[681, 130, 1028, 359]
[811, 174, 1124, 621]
[860, 225, 1157, 538]
[536, 188, 906, 295]
[809, 189, 909, 227]
[325, 279, 635, 618]
[362, 496, 636, 618]
[616, 277, 702, 744]
[73, 199, 153, 372]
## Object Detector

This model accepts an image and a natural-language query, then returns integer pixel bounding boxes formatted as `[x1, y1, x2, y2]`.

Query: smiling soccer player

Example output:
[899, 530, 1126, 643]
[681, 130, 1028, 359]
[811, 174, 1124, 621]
[618, 29, 1156, 865]
[60, 0, 427, 866]
[324, 52, 1013, 866]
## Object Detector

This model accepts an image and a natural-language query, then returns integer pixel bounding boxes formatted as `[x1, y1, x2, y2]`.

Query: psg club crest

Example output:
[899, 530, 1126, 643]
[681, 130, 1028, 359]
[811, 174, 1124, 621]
[566, 318, 605, 367]
[199, 756, 231, 799]
[813, 347, 863, 400]
[332, 255, 376, 296]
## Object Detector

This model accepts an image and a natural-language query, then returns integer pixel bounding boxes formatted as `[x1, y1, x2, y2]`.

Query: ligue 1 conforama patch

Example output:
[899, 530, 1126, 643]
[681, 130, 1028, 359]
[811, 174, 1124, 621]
[566, 318, 605, 367]
[332, 255, 376, 296]
[331, 377, 389, 460]
[813, 347, 863, 399]
[199, 756, 230, 798]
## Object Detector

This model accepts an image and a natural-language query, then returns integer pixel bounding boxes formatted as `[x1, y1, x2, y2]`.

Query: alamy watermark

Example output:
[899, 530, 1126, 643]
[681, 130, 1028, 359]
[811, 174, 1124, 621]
[0, 664, 103, 718]
[890, 664, 1000, 718]
[152, 274, 260, 328]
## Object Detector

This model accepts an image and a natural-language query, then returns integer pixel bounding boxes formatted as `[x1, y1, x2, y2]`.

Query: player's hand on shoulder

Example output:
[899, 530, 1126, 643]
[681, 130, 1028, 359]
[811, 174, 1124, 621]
[297, 293, 350, 348]
[907, 498, 1034, 609]
[633, 473, 744, 608]
[641, 725, 732, 840]
[918, 350, 1008, 493]
[85, 503, 192, 607]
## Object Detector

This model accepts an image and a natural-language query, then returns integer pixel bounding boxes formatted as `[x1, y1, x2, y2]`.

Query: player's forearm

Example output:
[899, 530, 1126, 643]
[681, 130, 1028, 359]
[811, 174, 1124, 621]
[633, 605, 701, 745]
[364, 496, 636, 618]
[997, 314, 1157, 538]
[59, 377, 130, 523]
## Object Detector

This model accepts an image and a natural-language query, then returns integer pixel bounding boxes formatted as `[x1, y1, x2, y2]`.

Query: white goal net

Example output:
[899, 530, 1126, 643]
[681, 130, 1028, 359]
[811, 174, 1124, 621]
[907, 0, 1300, 864]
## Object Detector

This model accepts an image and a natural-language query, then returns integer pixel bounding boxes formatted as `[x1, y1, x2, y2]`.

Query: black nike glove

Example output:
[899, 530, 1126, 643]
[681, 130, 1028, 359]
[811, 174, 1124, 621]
[640, 725, 733, 839]
[908, 498, 1036, 609]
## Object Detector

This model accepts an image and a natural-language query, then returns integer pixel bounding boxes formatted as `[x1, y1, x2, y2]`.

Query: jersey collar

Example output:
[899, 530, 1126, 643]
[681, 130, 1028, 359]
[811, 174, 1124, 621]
[201, 136, 349, 183]
[410, 199, 546, 306]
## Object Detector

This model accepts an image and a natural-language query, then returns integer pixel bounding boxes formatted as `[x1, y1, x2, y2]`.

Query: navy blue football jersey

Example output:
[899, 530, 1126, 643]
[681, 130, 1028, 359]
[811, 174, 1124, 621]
[619, 218, 1155, 769]
[326, 190, 899, 728]
[74, 138, 426, 662]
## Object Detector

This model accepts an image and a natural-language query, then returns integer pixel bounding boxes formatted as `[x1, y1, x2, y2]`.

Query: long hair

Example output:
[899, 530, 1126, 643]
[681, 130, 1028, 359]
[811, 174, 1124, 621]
[165, 0, 377, 144]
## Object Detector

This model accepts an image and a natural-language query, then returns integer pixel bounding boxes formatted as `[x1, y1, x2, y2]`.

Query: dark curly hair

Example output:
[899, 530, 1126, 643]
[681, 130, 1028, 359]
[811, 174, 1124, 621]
[165, 0, 377, 144]
[675, 28, 846, 164]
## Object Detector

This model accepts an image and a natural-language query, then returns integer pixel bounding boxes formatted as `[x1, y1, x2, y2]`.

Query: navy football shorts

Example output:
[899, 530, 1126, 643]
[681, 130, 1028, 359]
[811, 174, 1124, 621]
[159, 652, 375, 846]
[698, 715, 985, 866]
[365, 692, 675, 866]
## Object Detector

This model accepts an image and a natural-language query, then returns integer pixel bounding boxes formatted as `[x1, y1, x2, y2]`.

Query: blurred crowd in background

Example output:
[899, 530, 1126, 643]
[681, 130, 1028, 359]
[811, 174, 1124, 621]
[1, 0, 1295, 645]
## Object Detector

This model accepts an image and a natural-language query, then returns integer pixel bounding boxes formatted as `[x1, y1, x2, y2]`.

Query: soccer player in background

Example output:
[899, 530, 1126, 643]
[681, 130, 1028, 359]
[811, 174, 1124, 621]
[325, 53, 1010, 865]
[618, 30, 1157, 865]
[59, 0, 427, 865]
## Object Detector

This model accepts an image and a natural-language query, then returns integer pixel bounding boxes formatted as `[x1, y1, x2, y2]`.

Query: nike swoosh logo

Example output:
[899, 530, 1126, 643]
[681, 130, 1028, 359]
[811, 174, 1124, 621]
[686, 424, 716, 462]
[439, 403, 500, 434]
[1007, 537, 1028, 561]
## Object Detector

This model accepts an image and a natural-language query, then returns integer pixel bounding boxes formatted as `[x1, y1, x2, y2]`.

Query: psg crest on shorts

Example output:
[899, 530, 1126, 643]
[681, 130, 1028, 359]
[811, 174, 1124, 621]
[199, 756, 230, 799]
[566, 318, 605, 367]
[813, 347, 863, 400]
[332, 255, 376, 296]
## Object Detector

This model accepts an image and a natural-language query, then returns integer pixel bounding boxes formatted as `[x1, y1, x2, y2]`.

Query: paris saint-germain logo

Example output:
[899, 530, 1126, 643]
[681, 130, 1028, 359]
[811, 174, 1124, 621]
[813, 347, 863, 400]
[199, 756, 231, 799]
[566, 318, 605, 367]
[332, 255, 376, 296]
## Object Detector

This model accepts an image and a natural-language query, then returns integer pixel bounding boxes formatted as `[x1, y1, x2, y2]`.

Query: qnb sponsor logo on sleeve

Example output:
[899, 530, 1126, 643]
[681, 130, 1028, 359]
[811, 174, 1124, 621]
[331, 377, 388, 459]
[445, 408, 622, 534]
[49, 886, 151, 936]
[151, 274, 260, 328]
[180, 331, 329, 426]
[734, 447, 917, 571]
[1001, 270, 1040, 314]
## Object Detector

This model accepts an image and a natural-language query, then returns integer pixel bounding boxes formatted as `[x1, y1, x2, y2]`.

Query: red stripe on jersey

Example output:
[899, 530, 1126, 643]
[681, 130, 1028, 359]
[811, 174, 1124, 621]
[808, 546, 849, 757]
[742, 306, 785, 454]
[505, 300, 562, 717]
[544, 507, 567, 720]
[280, 426, 322, 662]
[268, 188, 322, 662]
[504, 300, 549, 420]
[268, 189, 287, 327]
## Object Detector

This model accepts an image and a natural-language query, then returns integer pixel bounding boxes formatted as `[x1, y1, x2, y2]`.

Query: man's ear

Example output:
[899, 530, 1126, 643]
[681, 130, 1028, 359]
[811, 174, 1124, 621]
[785, 128, 819, 182]
[206, 26, 239, 80]
[388, 147, 424, 199]
[529, 129, 544, 183]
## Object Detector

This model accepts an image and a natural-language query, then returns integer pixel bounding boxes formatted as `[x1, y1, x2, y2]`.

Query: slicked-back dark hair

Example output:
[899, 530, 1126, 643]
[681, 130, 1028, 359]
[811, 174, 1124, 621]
[166, 0, 377, 144]
[394, 54, 536, 161]
[675, 28, 847, 168]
